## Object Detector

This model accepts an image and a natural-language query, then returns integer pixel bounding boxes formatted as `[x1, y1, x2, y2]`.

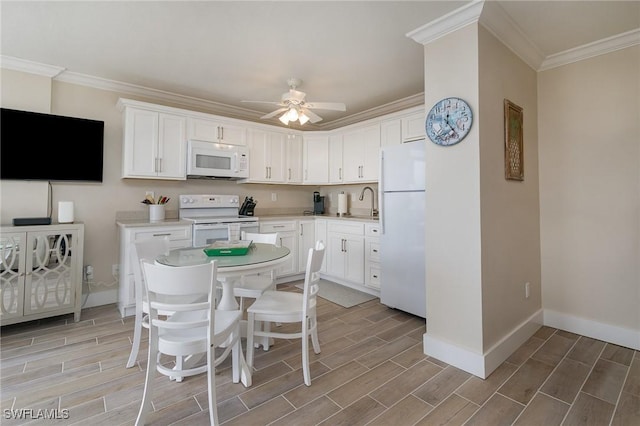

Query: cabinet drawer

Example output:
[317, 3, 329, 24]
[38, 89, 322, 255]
[367, 265, 381, 288]
[260, 221, 297, 233]
[328, 221, 364, 235]
[365, 223, 380, 237]
[130, 226, 192, 242]
[368, 242, 380, 262]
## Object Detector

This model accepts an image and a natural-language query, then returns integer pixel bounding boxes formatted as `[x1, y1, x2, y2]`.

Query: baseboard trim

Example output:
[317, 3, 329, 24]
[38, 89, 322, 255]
[423, 309, 543, 378]
[543, 309, 640, 351]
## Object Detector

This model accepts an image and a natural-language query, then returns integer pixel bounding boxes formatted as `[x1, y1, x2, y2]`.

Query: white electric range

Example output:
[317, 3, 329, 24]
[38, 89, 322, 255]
[179, 194, 258, 247]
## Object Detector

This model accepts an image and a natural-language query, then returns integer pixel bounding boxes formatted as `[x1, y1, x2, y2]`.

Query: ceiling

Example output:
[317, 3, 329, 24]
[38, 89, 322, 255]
[1, 1, 638, 130]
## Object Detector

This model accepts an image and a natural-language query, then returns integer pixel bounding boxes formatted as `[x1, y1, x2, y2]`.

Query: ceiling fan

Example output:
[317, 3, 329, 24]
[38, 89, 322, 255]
[242, 78, 346, 125]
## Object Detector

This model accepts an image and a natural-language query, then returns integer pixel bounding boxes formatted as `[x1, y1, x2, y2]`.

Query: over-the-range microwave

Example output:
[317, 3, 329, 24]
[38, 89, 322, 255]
[187, 140, 248, 180]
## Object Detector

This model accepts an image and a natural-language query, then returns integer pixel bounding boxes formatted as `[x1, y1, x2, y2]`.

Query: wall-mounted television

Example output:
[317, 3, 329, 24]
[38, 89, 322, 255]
[0, 108, 104, 182]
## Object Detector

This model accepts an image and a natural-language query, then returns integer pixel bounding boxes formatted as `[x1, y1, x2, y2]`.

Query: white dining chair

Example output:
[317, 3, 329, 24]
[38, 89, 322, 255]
[135, 259, 249, 426]
[246, 240, 325, 386]
[125, 237, 170, 368]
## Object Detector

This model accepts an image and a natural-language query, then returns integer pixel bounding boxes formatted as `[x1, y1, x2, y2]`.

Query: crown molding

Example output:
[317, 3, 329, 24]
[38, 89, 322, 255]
[539, 28, 640, 71]
[54, 70, 266, 121]
[406, 0, 484, 45]
[0, 55, 65, 78]
[478, 1, 545, 70]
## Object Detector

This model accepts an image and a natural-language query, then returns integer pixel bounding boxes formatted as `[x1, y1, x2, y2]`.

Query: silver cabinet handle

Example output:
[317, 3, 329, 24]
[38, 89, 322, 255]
[339, 167, 342, 180]
[373, 249, 378, 253]
[288, 168, 291, 180]
[300, 224, 303, 236]
[265, 167, 269, 179]
[273, 225, 286, 228]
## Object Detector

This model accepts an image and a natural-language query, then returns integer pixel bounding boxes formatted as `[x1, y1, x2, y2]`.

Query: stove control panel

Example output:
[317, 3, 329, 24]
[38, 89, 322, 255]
[179, 194, 239, 209]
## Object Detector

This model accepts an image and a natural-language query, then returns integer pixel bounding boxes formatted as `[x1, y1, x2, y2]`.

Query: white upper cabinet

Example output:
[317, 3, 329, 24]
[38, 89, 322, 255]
[247, 128, 285, 183]
[187, 117, 246, 146]
[342, 124, 380, 183]
[401, 111, 426, 142]
[285, 133, 303, 183]
[329, 134, 344, 184]
[303, 134, 329, 184]
[380, 119, 402, 147]
[121, 107, 187, 180]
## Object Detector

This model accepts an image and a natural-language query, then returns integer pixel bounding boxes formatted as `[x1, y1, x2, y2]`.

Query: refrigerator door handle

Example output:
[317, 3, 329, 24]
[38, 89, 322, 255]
[379, 151, 385, 235]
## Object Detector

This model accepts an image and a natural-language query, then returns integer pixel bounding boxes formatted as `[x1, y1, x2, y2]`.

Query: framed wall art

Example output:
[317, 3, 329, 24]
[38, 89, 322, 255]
[504, 99, 524, 181]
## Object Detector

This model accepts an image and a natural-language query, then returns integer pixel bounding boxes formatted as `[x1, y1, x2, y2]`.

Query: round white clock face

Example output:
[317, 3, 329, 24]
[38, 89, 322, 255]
[425, 97, 473, 146]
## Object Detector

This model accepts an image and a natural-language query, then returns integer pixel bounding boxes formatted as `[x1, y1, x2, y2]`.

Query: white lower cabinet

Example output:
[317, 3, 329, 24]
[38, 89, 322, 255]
[326, 221, 365, 284]
[365, 223, 381, 290]
[259, 221, 297, 276]
[0, 224, 84, 325]
[117, 223, 192, 317]
[315, 219, 328, 273]
[297, 220, 316, 273]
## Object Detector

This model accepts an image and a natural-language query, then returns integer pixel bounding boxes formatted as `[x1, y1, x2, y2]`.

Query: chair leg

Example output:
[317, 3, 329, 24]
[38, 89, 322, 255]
[246, 312, 256, 371]
[310, 315, 321, 354]
[126, 311, 144, 368]
[262, 321, 271, 351]
[206, 343, 219, 426]
[135, 327, 158, 425]
[301, 323, 311, 386]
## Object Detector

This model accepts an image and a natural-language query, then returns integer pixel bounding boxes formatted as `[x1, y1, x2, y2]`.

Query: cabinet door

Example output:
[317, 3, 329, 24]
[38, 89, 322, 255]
[298, 220, 316, 274]
[342, 130, 361, 182]
[187, 117, 219, 142]
[247, 129, 269, 181]
[123, 108, 159, 178]
[304, 135, 329, 183]
[327, 233, 346, 278]
[286, 134, 303, 183]
[344, 235, 365, 283]
[267, 131, 286, 182]
[360, 124, 381, 181]
[315, 219, 328, 273]
[24, 230, 79, 317]
[402, 112, 426, 142]
[381, 119, 402, 147]
[218, 122, 246, 146]
[277, 231, 297, 276]
[329, 135, 343, 184]
[0, 232, 26, 321]
[157, 113, 187, 179]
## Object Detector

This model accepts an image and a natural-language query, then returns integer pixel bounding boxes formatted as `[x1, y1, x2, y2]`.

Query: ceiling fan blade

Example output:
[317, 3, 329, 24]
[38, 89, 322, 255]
[260, 108, 288, 119]
[304, 102, 346, 111]
[302, 109, 323, 123]
[241, 100, 284, 106]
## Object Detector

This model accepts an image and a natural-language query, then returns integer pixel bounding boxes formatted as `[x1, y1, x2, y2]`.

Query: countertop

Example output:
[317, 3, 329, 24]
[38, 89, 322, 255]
[257, 214, 379, 223]
[116, 215, 378, 228]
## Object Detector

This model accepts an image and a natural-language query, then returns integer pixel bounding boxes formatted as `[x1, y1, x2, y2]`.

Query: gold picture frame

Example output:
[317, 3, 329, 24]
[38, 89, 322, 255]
[504, 99, 524, 181]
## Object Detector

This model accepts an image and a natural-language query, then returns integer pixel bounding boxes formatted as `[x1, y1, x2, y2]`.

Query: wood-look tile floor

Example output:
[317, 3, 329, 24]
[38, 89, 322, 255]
[1, 282, 639, 425]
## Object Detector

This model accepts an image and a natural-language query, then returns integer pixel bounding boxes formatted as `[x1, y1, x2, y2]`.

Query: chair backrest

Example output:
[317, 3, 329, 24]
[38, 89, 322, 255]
[131, 237, 170, 306]
[241, 231, 278, 245]
[302, 240, 325, 314]
[141, 259, 217, 336]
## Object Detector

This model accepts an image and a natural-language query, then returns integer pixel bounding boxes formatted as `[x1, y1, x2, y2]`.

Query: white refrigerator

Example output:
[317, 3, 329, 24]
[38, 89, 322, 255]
[379, 140, 426, 318]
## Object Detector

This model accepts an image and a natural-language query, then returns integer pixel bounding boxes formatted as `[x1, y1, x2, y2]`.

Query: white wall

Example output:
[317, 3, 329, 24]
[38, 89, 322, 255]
[538, 46, 640, 349]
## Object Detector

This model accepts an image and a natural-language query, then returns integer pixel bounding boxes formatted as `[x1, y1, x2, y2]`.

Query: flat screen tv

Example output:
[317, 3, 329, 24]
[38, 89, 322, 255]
[1, 108, 104, 182]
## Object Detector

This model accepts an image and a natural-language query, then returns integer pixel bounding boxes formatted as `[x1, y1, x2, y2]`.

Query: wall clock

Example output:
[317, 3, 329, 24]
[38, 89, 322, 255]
[425, 97, 473, 146]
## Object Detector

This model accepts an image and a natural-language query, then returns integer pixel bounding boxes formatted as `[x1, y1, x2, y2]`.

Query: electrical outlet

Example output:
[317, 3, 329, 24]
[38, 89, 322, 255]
[112, 264, 119, 276]
[85, 265, 94, 281]
[271, 193, 277, 202]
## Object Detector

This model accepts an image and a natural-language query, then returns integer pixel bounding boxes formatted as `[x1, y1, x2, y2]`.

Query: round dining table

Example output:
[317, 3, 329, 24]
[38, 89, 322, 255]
[156, 242, 291, 311]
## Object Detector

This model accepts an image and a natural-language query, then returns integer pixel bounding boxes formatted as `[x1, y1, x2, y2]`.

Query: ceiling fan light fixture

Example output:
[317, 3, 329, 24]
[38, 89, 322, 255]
[287, 107, 299, 122]
[279, 112, 290, 125]
[298, 113, 310, 125]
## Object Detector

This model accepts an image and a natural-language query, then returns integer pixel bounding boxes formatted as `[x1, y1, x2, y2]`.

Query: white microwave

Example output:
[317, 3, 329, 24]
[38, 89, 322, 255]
[187, 140, 248, 179]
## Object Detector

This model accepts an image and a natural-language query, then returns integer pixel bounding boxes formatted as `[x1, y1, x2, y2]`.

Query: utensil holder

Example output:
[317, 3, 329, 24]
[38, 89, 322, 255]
[149, 205, 165, 222]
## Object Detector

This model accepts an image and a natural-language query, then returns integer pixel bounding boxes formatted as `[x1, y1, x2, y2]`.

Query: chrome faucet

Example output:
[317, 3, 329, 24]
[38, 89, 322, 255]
[358, 186, 378, 217]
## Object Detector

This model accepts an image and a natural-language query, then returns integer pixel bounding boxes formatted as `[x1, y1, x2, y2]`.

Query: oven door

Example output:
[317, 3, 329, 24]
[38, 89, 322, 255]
[187, 140, 248, 179]
[192, 222, 259, 247]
